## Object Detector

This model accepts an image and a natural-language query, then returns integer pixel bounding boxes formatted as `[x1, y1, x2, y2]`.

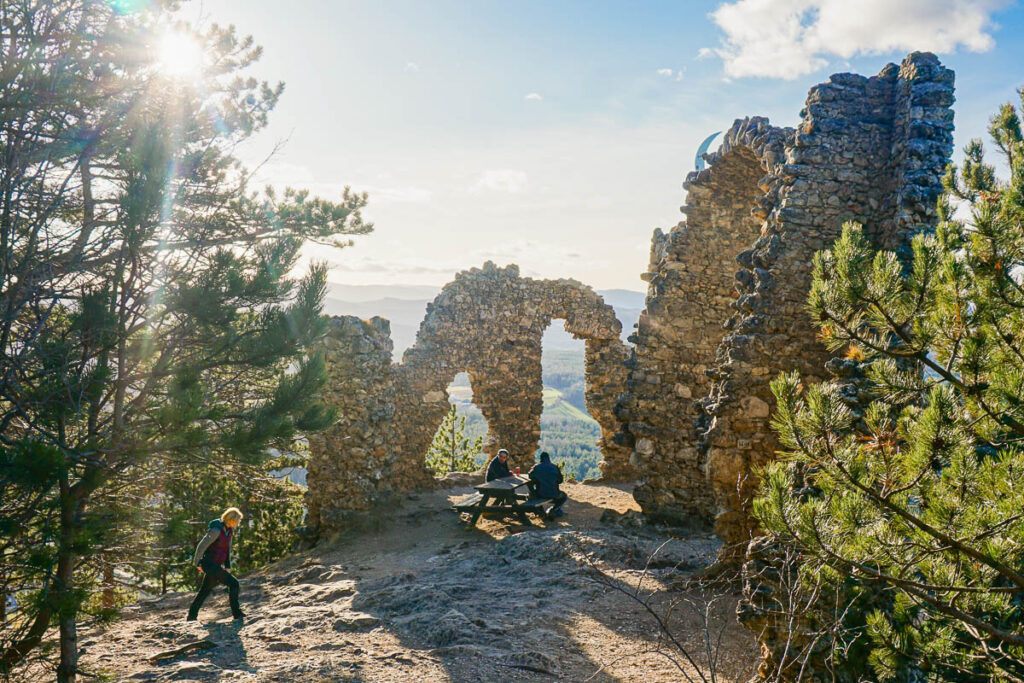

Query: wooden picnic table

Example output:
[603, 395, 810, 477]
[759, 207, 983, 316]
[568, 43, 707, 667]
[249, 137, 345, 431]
[453, 475, 556, 527]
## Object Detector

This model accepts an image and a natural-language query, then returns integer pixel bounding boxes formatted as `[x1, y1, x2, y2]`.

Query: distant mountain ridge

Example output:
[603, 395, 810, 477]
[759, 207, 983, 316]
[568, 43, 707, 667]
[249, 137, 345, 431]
[323, 283, 645, 355]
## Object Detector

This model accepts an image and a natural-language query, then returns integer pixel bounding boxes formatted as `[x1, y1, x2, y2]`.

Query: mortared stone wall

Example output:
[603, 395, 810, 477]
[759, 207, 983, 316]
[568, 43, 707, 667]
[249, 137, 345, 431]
[306, 263, 631, 532]
[617, 52, 955, 554]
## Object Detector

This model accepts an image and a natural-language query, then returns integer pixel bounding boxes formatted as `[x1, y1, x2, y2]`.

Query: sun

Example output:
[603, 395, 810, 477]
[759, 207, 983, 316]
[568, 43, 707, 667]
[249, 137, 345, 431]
[157, 30, 204, 79]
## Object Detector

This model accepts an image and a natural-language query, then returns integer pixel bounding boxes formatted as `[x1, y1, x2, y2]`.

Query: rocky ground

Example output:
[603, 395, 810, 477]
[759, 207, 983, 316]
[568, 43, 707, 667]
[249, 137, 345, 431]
[71, 481, 758, 682]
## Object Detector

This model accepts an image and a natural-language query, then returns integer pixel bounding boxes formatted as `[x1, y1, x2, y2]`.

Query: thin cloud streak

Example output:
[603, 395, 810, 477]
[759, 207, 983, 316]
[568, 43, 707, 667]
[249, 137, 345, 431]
[469, 169, 528, 194]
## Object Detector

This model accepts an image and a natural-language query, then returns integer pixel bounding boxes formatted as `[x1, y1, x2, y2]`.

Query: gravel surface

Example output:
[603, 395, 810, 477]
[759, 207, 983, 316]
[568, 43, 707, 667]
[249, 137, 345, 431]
[71, 481, 759, 682]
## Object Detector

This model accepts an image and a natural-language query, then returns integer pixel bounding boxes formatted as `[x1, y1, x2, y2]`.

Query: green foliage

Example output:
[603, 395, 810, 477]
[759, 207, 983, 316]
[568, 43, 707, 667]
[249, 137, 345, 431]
[756, 90, 1024, 681]
[450, 351, 604, 478]
[426, 404, 483, 476]
[538, 416, 601, 481]
[0, 2, 362, 677]
[459, 391, 603, 480]
[542, 349, 587, 412]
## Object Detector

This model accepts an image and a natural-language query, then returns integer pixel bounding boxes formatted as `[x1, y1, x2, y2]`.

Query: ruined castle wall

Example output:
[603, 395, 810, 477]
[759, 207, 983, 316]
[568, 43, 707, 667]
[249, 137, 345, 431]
[391, 265, 549, 473]
[620, 53, 955, 550]
[307, 55, 955, 537]
[305, 316, 398, 530]
[886, 57, 957, 251]
[620, 128, 787, 527]
[386, 264, 630, 479]
[585, 338, 632, 480]
[308, 263, 632, 531]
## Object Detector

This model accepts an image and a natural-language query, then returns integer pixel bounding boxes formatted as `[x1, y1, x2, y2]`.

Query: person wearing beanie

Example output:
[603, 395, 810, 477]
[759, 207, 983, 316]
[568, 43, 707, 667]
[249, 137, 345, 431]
[528, 451, 568, 518]
[485, 448, 512, 482]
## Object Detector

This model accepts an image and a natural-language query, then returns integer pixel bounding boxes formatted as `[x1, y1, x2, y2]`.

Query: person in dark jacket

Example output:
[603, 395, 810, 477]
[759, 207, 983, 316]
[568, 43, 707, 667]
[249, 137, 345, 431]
[187, 507, 244, 621]
[528, 451, 568, 518]
[485, 448, 512, 482]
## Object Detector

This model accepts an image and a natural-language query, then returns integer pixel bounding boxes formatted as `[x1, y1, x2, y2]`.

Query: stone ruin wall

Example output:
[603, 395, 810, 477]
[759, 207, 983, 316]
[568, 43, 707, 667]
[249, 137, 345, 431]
[307, 263, 632, 532]
[618, 52, 955, 553]
[308, 52, 956, 546]
[616, 134, 788, 531]
[305, 316, 402, 530]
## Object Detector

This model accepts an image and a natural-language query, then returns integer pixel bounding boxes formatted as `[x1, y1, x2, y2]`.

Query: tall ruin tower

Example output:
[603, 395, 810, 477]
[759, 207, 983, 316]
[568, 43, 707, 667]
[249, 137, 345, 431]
[618, 52, 955, 550]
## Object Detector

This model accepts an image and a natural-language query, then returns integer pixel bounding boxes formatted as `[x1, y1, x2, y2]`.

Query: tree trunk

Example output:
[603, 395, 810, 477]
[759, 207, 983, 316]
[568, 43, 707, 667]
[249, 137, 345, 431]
[449, 411, 456, 474]
[101, 563, 114, 611]
[56, 472, 78, 683]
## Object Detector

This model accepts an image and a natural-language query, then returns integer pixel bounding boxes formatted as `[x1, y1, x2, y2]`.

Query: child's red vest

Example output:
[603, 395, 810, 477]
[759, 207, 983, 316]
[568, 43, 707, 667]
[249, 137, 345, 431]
[204, 520, 233, 566]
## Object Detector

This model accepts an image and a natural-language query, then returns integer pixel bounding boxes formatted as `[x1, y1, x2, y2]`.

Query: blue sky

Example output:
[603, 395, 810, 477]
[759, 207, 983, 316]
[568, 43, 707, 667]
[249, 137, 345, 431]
[199, 0, 1024, 290]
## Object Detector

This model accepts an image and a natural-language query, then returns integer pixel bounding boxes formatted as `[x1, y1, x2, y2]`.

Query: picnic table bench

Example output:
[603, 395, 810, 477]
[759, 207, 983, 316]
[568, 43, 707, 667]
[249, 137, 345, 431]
[452, 474, 556, 526]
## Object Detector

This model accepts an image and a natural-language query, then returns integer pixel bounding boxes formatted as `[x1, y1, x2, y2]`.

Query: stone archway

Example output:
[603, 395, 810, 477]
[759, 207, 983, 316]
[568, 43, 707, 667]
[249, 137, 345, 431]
[389, 263, 631, 480]
[307, 262, 633, 532]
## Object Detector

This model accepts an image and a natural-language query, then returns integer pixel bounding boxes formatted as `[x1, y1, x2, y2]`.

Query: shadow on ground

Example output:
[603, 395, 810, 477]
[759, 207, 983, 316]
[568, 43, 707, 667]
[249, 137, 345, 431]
[72, 480, 758, 682]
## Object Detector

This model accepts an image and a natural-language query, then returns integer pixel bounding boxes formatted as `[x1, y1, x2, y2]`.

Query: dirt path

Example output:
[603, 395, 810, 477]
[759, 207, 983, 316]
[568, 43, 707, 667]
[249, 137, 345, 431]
[73, 481, 758, 682]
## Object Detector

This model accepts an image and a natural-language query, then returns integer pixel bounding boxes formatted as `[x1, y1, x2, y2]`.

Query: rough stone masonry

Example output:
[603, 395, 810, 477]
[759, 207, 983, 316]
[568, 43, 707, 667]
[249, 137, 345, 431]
[307, 263, 632, 531]
[308, 53, 955, 546]
[617, 52, 955, 553]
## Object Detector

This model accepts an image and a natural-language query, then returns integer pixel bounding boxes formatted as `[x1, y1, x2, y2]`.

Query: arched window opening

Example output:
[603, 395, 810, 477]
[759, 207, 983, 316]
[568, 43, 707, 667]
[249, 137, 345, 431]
[539, 320, 601, 481]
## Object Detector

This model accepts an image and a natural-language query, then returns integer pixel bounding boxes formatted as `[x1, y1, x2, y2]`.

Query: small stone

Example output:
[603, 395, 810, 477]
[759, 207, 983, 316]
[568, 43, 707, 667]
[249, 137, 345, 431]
[333, 613, 379, 632]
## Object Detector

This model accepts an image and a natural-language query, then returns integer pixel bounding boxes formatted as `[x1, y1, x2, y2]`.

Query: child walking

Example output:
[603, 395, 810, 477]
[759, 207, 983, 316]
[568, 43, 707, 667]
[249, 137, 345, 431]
[186, 507, 244, 621]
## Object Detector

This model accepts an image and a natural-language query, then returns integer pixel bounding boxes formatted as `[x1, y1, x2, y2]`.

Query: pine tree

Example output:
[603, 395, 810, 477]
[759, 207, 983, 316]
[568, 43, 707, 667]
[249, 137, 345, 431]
[755, 91, 1024, 680]
[426, 404, 483, 476]
[0, 2, 366, 679]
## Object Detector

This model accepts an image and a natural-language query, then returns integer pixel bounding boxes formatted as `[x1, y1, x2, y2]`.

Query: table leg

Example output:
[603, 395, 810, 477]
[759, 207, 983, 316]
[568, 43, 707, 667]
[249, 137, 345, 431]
[468, 494, 490, 527]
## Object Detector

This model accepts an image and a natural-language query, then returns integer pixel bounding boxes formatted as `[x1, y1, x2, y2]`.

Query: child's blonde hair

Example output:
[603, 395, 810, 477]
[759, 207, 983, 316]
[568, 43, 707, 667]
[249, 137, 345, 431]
[221, 507, 244, 524]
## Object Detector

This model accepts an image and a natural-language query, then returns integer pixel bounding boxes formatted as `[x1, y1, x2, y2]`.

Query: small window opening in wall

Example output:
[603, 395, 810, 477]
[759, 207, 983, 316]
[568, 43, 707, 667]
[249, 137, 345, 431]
[425, 372, 488, 476]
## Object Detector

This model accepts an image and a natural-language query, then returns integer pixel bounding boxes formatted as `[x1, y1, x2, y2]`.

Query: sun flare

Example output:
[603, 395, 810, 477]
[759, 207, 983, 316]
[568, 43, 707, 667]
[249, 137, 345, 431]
[157, 31, 203, 79]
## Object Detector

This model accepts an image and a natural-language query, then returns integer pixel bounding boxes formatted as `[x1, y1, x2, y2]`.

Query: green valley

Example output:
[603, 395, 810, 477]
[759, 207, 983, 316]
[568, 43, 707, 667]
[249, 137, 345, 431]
[446, 347, 605, 481]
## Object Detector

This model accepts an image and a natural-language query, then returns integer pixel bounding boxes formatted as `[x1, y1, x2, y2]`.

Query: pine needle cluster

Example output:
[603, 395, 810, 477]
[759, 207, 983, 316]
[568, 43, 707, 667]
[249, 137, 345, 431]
[756, 91, 1024, 681]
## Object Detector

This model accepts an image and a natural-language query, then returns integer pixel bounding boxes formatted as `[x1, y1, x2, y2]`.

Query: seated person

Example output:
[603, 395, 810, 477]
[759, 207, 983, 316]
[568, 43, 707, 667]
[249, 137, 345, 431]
[485, 448, 512, 482]
[528, 451, 568, 517]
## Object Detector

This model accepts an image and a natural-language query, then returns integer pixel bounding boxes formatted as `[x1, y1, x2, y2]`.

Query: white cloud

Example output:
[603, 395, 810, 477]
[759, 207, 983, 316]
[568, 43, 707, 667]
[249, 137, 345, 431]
[405, 61, 420, 73]
[657, 67, 686, 81]
[524, 92, 543, 101]
[470, 169, 528, 194]
[708, 0, 1003, 79]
